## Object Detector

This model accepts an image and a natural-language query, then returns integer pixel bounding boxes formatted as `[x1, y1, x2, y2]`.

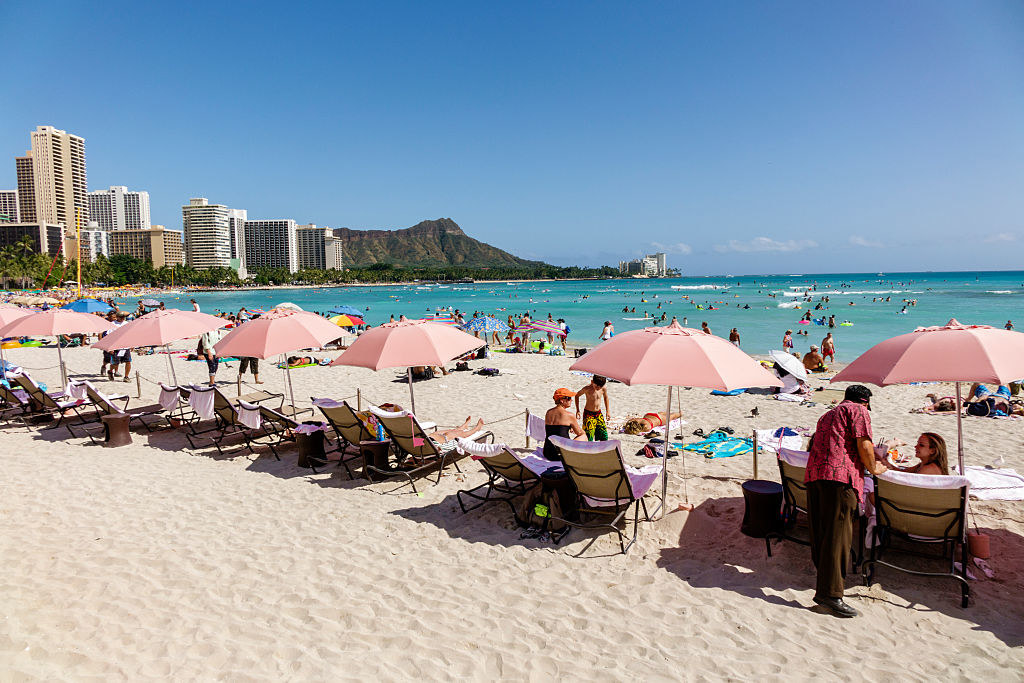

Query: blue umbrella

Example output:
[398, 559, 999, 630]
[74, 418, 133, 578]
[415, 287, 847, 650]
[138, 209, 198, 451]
[329, 305, 362, 317]
[464, 316, 510, 333]
[61, 298, 113, 314]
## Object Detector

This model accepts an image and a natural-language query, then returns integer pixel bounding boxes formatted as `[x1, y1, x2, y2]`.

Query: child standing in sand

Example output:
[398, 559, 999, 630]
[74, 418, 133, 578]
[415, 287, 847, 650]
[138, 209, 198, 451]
[575, 375, 610, 441]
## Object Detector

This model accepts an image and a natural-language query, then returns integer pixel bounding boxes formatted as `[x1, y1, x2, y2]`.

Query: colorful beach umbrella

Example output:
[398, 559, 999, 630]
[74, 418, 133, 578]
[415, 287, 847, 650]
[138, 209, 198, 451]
[329, 314, 365, 327]
[463, 316, 509, 333]
[328, 305, 362, 317]
[0, 305, 32, 377]
[420, 314, 459, 326]
[331, 320, 484, 414]
[530, 320, 566, 336]
[570, 321, 781, 512]
[831, 318, 1024, 474]
[60, 298, 113, 314]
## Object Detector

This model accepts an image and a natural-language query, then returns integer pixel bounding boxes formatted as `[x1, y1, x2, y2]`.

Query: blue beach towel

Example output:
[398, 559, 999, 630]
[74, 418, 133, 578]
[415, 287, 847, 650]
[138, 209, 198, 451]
[710, 388, 747, 396]
[675, 432, 756, 459]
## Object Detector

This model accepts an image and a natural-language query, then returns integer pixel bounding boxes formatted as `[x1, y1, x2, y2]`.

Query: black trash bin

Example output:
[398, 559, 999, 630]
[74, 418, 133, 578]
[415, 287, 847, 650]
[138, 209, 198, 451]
[740, 479, 784, 538]
[360, 439, 392, 480]
[295, 422, 326, 469]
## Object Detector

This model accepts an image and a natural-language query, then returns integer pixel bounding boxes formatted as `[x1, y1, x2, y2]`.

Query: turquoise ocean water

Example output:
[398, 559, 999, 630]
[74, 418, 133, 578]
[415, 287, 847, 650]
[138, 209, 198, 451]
[161, 271, 1024, 361]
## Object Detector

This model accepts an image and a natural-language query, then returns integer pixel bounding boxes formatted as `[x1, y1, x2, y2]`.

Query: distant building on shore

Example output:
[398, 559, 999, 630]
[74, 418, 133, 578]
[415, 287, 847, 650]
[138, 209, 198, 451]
[88, 186, 152, 231]
[182, 198, 246, 275]
[0, 190, 18, 223]
[0, 222, 65, 255]
[619, 252, 667, 277]
[296, 224, 344, 271]
[109, 225, 183, 268]
[244, 219, 298, 274]
[77, 224, 109, 262]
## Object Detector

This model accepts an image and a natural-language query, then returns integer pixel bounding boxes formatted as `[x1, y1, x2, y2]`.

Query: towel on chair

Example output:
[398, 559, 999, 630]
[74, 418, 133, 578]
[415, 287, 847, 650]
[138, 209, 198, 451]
[158, 384, 180, 411]
[188, 385, 216, 420]
[236, 400, 262, 430]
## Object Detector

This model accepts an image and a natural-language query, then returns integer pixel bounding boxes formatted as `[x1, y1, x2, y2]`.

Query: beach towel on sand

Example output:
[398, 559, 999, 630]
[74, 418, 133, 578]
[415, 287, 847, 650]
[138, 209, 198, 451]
[677, 432, 755, 459]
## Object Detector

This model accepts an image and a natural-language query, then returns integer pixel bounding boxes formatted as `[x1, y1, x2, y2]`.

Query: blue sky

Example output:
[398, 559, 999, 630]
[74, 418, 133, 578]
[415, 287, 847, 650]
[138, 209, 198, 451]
[1, 1, 1022, 274]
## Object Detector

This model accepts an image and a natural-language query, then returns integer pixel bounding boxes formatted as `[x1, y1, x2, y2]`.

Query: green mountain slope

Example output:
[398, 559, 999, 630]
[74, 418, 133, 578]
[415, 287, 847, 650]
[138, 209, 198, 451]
[333, 218, 539, 268]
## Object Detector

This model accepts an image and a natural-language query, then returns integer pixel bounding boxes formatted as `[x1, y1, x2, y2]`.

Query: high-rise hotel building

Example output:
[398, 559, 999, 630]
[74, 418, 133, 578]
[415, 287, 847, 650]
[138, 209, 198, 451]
[88, 186, 151, 231]
[182, 198, 233, 270]
[0, 190, 18, 223]
[17, 126, 89, 230]
[243, 219, 298, 273]
[296, 224, 344, 271]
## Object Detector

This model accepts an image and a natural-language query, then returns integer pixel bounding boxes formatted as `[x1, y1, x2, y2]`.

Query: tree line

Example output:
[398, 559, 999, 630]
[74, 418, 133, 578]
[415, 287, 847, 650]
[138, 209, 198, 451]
[0, 239, 620, 289]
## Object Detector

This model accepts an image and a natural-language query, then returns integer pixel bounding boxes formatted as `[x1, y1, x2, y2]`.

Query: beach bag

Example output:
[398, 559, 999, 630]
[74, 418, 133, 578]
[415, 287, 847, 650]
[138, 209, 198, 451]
[454, 361, 470, 371]
[966, 398, 995, 417]
[476, 368, 500, 376]
[515, 481, 568, 534]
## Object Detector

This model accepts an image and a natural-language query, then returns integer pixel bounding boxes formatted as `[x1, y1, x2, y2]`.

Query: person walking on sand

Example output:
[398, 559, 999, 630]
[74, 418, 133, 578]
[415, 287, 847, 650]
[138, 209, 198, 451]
[575, 375, 610, 441]
[821, 332, 836, 362]
[783, 330, 794, 352]
[805, 385, 886, 618]
[238, 356, 263, 384]
[729, 328, 740, 347]
[600, 321, 614, 341]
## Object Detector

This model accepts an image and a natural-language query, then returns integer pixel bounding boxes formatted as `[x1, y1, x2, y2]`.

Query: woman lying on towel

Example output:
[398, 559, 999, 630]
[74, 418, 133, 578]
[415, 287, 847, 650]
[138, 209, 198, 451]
[621, 410, 684, 436]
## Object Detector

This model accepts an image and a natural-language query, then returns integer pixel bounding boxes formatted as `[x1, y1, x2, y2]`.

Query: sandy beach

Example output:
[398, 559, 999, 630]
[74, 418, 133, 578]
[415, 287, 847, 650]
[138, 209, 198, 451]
[1, 345, 1022, 680]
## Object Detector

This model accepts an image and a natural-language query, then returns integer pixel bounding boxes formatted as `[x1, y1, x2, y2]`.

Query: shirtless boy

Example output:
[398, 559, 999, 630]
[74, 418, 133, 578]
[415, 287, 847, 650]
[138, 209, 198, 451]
[575, 375, 610, 441]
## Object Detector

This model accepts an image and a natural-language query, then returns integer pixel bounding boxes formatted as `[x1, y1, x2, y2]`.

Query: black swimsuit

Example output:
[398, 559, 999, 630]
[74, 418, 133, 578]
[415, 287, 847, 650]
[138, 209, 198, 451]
[543, 424, 572, 461]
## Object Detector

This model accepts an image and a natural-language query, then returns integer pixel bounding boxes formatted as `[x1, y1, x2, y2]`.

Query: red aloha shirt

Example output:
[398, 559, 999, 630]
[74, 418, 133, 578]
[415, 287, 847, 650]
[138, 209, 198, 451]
[805, 400, 872, 501]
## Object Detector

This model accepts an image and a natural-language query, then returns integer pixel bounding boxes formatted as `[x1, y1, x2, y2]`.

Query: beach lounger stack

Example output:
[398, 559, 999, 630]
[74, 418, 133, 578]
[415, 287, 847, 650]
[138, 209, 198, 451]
[863, 471, 971, 607]
[547, 436, 663, 554]
[368, 405, 494, 494]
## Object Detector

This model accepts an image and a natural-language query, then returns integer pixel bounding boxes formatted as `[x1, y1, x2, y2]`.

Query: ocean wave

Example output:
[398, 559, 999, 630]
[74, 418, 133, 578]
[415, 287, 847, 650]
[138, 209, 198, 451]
[777, 301, 801, 308]
[670, 285, 727, 290]
[986, 290, 1014, 294]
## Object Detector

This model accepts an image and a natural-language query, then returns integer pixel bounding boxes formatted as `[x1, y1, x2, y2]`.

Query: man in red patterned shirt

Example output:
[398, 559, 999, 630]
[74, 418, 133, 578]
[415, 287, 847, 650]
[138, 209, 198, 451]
[805, 384, 887, 617]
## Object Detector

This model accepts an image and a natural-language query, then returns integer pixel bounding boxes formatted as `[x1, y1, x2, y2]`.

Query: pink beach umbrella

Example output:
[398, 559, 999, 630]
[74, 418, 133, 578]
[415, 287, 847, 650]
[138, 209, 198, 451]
[832, 319, 1024, 474]
[0, 309, 114, 387]
[0, 306, 32, 376]
[330, 319, 484, 414]
[570, 321, 782, 510]
[214, 308, 346, 408]
[92, 309, 229, 384]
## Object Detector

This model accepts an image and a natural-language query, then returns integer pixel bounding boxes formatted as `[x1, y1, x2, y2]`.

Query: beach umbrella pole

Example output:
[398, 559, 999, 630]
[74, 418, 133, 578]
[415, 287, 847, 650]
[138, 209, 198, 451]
[407, 367, 416, 415]
[955, 381, 964, 475]
[285, 355, 297, 411]
[165, 344, 178, 385]
[660, 385, 671, 518]
[57, 342, 67, 388]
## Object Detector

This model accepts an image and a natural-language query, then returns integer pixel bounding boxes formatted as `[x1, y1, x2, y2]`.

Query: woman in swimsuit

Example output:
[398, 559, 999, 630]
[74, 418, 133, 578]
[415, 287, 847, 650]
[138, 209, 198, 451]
[622, 410, 684, 435]
[543, 388, 585, 461]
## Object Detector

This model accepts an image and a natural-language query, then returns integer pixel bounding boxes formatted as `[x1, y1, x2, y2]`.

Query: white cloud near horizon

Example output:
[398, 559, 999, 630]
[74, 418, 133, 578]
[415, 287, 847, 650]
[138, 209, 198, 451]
[713, 237, 817, 253]
[651, 241, 693, 255]
[849, 235, 883, 248]
[983, 232, 1016, 243]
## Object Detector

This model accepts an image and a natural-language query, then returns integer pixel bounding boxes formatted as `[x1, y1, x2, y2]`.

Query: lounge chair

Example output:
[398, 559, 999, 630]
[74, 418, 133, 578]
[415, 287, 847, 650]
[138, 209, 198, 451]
[546, 436, 663, 554]
[368, 406, 494, 494]
[184, 385, 251, 455]
[245, 402, 302, 461]
[455, 440, 540, 518]
[0, 383, 33, 427]
[766, 448, 866, 569]
[78, 381, 167, 439]
[863, 471, 971, 607]
[10, 373, 91, 432]
[313, 398, 372, 477]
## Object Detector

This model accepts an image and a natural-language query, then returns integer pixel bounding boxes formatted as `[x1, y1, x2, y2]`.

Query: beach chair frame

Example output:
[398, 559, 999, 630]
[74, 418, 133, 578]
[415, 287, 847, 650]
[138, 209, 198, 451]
[78, 382, 166, 442]
[11, 373, 91, 433]
[183, 386, 250, 455]
[456, 446, 539, 518]
[863, 475, 970, 607]
[312, 400, 368, 477]
[548, 437, 662, 554]
[372, 409, 494, 495]
[0, 383, 34, 429]
[247, 403, 309, 461]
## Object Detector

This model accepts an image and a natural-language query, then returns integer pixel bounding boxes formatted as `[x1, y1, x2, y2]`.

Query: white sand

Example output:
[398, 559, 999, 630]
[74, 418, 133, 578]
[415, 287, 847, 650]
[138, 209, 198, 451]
[1, 345, 1023, 679]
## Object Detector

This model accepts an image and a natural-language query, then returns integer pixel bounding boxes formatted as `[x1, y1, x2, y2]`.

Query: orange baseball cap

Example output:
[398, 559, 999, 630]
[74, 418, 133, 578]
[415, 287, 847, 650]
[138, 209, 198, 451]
[553, 388, 574, 400]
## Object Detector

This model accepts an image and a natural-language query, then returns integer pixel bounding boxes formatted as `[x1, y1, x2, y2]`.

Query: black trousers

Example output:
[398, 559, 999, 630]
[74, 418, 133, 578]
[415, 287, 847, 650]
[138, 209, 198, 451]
[807, 480, 858, 600]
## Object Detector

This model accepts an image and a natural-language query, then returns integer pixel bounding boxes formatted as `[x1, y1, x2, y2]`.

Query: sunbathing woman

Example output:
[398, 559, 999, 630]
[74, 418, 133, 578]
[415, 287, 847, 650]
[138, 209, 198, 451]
[621, 411, 684, 436]
[916, 393, 959, 413]
[427, 416, 486, 443]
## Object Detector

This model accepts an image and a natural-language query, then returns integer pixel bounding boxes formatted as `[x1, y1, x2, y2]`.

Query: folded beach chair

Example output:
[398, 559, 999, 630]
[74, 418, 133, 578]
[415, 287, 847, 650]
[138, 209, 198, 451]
[368, 405, 494, 494]
[313, 398, 373, 477]
[10, 373, 91, 432]
[455, 439, 540, 518]
[546, 436, 663, 554]
[863, 471, 971, 607]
